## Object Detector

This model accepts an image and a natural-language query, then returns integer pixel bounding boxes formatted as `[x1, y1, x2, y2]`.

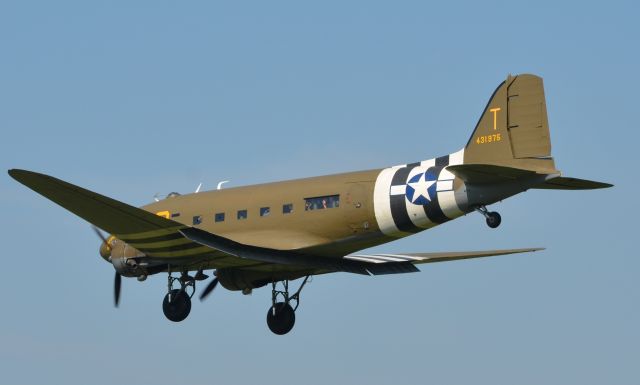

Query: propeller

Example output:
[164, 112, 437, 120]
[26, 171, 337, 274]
[114, 272, 122, 307]
[91, 225, 121, 307]
[93, 226, 112, 260]
[92, 225, 108, 243]
[199, 277, 219, 301]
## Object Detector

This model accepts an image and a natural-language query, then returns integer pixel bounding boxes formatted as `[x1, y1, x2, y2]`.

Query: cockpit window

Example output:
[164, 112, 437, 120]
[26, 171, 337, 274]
[304, 195, 340, 211]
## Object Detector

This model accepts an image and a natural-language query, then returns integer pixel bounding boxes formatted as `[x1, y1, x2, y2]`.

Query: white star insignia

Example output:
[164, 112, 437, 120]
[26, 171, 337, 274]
[408, 175, 435, 203]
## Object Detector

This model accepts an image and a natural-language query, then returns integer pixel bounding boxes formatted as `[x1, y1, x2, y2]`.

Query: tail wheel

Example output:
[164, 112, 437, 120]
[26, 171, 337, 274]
[486, 212, 502, 228]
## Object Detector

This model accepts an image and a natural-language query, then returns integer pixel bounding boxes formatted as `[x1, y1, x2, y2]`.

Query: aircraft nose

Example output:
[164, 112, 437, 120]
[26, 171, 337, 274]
[91, 226, 113, 263]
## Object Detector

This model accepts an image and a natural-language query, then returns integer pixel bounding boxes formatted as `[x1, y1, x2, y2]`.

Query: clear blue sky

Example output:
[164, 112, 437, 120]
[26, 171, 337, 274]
[1, 1, 637, 384]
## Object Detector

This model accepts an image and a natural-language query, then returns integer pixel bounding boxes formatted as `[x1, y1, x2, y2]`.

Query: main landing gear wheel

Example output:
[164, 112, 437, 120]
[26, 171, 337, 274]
[266, 276, 310, 335]
[475, 206, 502, 229]
[162, 270, 196, 322]
[163, 289, 191, 322]
[266, 302, 296, 335]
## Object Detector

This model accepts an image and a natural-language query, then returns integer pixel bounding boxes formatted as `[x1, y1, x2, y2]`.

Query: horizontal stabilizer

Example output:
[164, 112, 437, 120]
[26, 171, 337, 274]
[446, 164, 543, 184]
[533, 176, 613, 190]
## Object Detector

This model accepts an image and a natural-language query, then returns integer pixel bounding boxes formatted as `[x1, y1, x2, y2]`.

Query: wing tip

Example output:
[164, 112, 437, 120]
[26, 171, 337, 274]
[7, 168, 20, 179]
[539, 176, 614, 190]
[8, 168, 36, 183]
[511, 247, 545, 254]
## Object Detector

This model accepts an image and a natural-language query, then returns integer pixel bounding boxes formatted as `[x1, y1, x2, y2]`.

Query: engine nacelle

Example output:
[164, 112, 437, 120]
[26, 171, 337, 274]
[109, 240, 146, 277]
[111, 256, 142, 277]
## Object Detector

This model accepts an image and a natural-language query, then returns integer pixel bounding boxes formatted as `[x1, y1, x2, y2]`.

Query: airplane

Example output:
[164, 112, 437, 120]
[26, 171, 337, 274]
[8, 74, 612, 335]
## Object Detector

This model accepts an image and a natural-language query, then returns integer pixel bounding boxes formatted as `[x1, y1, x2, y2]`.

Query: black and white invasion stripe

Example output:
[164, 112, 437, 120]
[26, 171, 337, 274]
[373, 149, 465, 237]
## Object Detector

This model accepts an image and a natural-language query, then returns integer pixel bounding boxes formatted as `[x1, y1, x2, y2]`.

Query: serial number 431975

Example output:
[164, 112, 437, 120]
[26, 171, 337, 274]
[476, 133, 501, 144]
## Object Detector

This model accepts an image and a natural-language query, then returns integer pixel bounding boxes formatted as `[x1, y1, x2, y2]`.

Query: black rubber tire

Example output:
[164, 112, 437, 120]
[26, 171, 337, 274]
[162, 289, 192, 322]
[266, 302, 296, 335]
[486, 212, 502, 228]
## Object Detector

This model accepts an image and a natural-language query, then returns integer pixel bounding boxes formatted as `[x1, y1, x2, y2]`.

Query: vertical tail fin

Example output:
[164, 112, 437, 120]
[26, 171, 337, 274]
[464, 74, 558, 173]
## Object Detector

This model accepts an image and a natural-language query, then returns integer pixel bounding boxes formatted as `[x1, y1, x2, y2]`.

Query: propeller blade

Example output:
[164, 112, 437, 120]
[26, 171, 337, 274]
[114, 272, 122, 307]
[199, 277, 219, 301]
[92, 225, 108, 243]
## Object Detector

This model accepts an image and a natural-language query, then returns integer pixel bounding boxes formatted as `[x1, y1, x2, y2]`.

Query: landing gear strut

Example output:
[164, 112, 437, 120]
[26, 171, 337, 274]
[266, 276, 310, 335]
[162, 271, 195, 322]
[476, 206, 502, 228]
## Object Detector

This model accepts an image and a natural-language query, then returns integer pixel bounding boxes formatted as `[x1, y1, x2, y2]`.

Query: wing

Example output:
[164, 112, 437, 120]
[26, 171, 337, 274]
[8, 169, 256, 269]
[8, 169, 417, 275]
[344, 248, 544, 264]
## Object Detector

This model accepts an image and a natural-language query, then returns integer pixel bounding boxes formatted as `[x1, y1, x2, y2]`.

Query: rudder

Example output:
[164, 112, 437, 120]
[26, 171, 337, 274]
[464, 74, 557, 173]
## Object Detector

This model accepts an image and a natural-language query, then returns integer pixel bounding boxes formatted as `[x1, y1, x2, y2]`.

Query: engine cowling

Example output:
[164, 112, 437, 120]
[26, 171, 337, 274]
[110, 255, 142, 277]
[108, 240, 146, 277]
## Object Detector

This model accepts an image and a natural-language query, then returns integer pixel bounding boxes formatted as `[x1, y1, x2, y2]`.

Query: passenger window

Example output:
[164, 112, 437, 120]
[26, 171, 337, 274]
[215, 213, 225, 222]
[171, 212, 181, 218]
[260, 207, 270, 217]
[237, 210, 248, 220]
[283, 203, 293, 214]
[192, 215, 202, 225]
[304, 195, 340, 210]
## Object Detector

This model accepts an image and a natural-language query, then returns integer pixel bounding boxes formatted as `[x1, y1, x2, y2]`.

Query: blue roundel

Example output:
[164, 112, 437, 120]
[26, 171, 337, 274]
[405, 169, 438, 205]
